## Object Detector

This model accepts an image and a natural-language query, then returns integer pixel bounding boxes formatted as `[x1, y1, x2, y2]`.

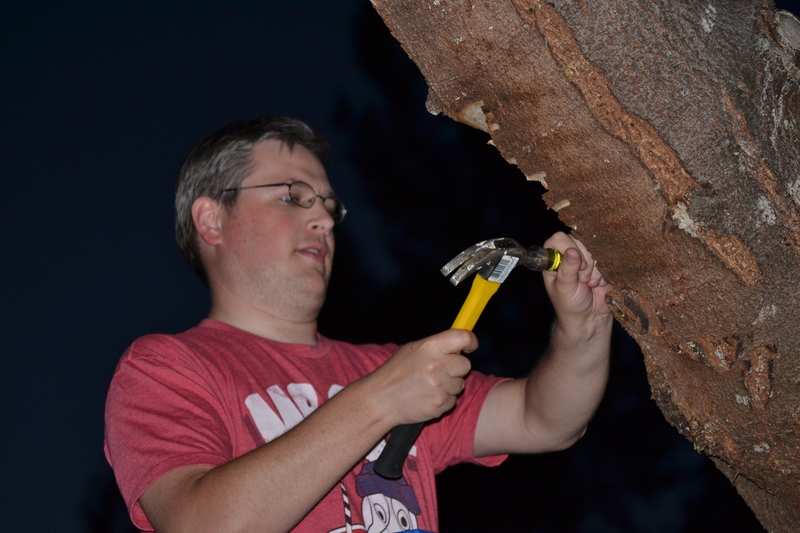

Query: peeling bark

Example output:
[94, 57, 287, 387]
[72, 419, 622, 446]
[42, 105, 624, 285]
[370, 0, 800, 529]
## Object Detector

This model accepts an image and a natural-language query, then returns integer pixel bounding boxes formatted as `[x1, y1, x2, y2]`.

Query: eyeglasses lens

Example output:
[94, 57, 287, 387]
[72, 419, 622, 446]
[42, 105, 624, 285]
[324, 198, 346, 223]
[290, 182, 346, 223]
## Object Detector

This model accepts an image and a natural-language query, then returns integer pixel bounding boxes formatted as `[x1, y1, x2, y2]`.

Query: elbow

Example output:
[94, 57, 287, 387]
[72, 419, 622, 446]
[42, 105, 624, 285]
[547, 425, 588, 452]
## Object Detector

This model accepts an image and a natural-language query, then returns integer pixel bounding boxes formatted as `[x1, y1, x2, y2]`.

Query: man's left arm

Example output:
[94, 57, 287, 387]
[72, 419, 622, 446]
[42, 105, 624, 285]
[474, 231, 614, 456]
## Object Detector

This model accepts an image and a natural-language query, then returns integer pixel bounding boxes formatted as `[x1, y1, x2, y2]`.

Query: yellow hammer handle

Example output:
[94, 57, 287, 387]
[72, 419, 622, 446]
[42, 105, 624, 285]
[451, 274, 502, 331]
[374, 274, 499, 480]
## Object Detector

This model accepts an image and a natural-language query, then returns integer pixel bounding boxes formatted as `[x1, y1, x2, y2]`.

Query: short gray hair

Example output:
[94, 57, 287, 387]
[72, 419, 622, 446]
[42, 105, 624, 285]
[175, 116, 330, 285]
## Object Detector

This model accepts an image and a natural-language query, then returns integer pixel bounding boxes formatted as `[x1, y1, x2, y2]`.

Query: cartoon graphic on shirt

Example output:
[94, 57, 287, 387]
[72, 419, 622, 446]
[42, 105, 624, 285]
[326, 461, 421, 533]
[355, 462, 420, 532]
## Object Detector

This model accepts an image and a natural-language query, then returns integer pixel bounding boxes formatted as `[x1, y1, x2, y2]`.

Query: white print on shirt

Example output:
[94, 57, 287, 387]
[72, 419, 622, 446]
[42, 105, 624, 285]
[245, 383, 417, 458]
[244, 383, 319, 442]
[243, 383, 423, 533]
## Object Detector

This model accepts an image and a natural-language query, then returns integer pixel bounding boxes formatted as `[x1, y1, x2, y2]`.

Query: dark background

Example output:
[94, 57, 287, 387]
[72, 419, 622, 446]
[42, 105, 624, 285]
[3, 2, 796, 531]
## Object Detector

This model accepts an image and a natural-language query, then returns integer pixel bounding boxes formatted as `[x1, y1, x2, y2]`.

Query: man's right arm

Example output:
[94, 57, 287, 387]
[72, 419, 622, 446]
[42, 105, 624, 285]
[136, 330, 476, 533]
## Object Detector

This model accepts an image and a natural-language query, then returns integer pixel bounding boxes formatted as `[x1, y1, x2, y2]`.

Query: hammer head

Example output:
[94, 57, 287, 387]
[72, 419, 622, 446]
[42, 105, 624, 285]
[441, 237, 555, 286]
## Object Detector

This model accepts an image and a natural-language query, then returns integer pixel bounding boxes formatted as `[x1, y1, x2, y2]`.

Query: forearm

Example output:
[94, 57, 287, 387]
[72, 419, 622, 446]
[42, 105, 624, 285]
[474, 314, 611, 457]
[140, 376, 392, 533]
[522, 314, 613, 448]
[475, 232, 614, 457]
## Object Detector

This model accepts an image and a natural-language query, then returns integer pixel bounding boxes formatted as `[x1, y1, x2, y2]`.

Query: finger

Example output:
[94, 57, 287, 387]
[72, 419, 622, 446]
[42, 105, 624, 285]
[446, 377, 466, 396]
[553, 247, 583, 293]
[545, 233, 591, 273]
[586, 261, 603, 287]
[543, 231, 578, 258]
[566, 238, 606, 286]
[442, 329, 479, 355]
[570, 243, 596, 283]
[446, 354, 472, 379]
[588, 274, 606, 289]
[570, 236, 592, 260]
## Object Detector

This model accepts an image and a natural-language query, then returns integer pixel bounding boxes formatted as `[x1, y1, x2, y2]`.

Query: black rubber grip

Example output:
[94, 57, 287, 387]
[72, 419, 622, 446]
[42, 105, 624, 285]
[373, 422, 424, 479]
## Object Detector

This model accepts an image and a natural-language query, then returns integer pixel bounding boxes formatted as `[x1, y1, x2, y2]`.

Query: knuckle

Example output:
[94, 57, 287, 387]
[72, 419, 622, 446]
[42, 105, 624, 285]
[422, 360, 441, 376]
[452, 328, 471, 341]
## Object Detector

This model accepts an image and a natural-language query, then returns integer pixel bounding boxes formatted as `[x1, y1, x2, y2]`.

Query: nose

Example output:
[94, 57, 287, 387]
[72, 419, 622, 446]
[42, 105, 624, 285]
[307, 198, 335, 233]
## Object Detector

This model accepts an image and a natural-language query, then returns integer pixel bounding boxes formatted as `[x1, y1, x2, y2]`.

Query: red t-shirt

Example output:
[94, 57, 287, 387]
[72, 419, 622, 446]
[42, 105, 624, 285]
[104, 319, 506, 532]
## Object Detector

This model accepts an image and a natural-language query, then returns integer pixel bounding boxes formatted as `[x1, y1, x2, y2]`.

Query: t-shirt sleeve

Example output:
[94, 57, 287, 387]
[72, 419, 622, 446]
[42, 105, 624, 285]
[104, 336, 233, 531]
[422, 371, 509, 473]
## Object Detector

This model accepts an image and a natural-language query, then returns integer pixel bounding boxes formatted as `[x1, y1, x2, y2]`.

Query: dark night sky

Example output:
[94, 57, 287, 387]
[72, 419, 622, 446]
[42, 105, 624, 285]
[2, 2, 797, 532]
[3, 3, 374, 531]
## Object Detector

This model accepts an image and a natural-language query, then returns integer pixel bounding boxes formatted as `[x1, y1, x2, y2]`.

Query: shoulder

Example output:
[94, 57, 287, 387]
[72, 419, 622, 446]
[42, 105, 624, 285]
[120, 319, 248, 362]
[112, 321, 232, 386]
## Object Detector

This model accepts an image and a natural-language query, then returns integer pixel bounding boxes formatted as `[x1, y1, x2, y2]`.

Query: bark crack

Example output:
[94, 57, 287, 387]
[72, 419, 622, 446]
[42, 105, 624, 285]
[515, 0, 769, 286]
[513, 0, 701, 205]
[722, 87, 800, 266]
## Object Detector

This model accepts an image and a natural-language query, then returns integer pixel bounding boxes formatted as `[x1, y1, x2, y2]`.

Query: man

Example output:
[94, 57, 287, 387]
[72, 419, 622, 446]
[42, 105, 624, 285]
[105, 116, 614, 533]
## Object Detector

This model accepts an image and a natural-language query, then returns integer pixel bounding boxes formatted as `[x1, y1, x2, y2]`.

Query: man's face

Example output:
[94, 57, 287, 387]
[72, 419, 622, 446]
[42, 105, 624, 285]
[212, 139, 336, 321]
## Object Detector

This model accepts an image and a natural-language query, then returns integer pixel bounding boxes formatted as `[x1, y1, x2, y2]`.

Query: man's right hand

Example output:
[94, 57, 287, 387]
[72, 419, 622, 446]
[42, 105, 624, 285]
[366, 329, 478, 426]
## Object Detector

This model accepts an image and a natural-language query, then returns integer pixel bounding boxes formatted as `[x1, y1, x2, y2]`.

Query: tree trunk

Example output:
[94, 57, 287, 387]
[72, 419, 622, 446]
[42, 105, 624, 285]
[370, 0, 800, 530]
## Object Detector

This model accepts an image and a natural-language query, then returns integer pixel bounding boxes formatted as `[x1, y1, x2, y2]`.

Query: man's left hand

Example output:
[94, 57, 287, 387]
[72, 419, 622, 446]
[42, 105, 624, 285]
[542, 231, 614, 336]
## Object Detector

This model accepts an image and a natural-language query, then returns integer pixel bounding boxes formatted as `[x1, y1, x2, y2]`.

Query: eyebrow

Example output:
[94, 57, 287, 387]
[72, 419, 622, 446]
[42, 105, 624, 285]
[242, 180, 338, 198]
[289, 179, 338, 197]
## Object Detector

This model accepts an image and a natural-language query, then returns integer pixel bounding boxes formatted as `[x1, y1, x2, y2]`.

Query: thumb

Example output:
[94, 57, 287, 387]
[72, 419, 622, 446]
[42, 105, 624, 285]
[442, 329, 479, 355]
[553, 247, 583, 293]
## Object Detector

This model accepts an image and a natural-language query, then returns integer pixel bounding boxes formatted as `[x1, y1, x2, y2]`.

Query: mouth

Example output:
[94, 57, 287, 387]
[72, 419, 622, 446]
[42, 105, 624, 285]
[297, 244, 328, 264]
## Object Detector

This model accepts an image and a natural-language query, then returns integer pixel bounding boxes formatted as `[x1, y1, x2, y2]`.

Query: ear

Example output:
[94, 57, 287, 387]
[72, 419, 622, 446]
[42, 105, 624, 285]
[191, 196, 224, 246]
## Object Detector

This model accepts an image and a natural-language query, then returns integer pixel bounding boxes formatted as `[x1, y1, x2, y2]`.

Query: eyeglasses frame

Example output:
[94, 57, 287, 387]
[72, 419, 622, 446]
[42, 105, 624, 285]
[220, 181, 347, 224]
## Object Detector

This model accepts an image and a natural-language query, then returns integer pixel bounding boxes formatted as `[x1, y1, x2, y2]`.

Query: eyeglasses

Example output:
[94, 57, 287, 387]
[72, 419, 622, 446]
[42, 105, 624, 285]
[221, 181, 347, 224]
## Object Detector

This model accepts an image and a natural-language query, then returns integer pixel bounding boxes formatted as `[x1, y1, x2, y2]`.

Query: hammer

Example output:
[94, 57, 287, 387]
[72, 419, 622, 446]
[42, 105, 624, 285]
[373, 237, 562, 479]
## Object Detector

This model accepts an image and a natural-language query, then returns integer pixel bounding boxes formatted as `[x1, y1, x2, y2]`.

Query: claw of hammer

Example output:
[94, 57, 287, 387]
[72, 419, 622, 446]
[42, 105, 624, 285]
[441, 237, 561, 286]
[442, 237, 561, 332]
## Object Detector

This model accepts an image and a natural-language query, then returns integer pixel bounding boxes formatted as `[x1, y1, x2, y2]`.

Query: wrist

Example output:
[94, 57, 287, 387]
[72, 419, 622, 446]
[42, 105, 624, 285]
[351, 371, 410, 430]
[551, 312, 613, 348]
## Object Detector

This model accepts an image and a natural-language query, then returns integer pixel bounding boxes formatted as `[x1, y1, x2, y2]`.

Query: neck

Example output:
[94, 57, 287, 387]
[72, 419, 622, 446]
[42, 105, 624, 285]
[208, 289, 321, 345]
[209, 304, 320, 345]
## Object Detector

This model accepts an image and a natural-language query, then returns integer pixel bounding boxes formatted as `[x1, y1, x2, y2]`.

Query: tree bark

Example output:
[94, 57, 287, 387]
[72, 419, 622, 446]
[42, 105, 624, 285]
[370, 0, 800, 530]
